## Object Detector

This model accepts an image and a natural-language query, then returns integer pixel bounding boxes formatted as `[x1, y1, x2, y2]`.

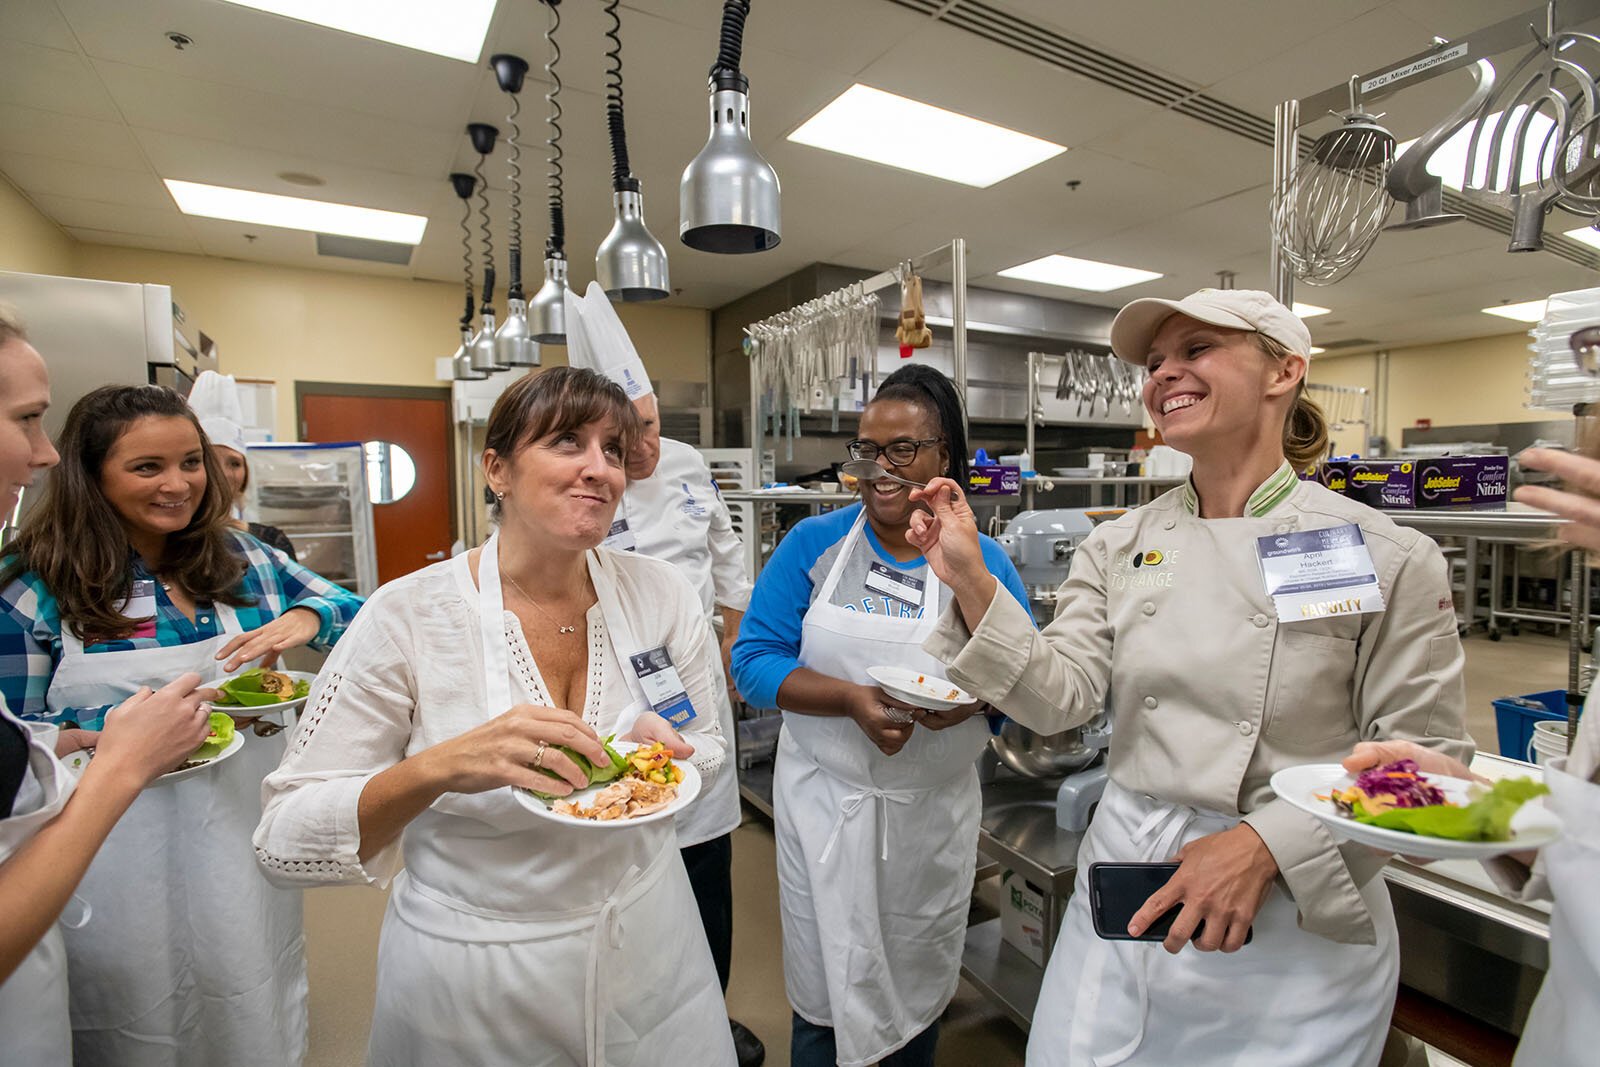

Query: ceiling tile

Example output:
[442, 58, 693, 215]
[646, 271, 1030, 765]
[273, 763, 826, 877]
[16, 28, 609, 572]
[29, 193, 194, 239]
[0, 104, 148, 170]
[0, 152, 166, 208]
[66, 226, 202, 254]
[0, 42, 120, 120]
[0, 0, 79, 50]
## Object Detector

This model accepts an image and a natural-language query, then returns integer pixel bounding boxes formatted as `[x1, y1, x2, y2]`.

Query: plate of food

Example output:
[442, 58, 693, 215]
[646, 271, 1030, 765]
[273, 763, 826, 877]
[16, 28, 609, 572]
[205, 668, 316, 722]
[866, 666, 973, 713]
[153, 712, 247, 786]
[515, 738, 701, 827]
[1269, 759, 1562, 860]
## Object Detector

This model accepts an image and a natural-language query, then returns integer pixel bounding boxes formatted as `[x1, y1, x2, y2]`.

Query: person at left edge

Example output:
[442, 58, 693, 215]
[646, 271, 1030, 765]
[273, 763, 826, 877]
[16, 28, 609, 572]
[0, 383, 363, 1066]
[732, 363, 1030, 1067]
[565, 283, 763, 1065]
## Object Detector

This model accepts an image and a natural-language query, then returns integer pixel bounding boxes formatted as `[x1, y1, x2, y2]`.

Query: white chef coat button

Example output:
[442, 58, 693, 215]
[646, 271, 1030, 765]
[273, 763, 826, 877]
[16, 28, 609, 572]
[1276, 523, 1293, 534]
[1163, 520, 1176, 530]
[1144, 696, 1158, 709]
[1237, 720, 1254, 736]
[1142, 602, 1156, 616]
[1252, 613, 1269, 627]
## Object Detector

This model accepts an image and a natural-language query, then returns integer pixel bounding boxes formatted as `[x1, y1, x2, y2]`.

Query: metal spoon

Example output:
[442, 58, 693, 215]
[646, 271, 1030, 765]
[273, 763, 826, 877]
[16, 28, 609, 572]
[840, 458, 927, 490]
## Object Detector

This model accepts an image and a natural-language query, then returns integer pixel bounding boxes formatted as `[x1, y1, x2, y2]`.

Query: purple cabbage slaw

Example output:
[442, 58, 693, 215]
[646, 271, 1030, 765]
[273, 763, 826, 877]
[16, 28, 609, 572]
[1351, 759, 1448, 808]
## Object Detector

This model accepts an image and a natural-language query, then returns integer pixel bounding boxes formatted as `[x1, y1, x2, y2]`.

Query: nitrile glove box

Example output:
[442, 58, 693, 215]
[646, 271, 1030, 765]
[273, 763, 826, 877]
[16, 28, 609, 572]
[1300, 459, 1348, 493]
[968, 465, 1020, 495]
[999, 869, 1049, 966]
[1345, 457, 1509, 509]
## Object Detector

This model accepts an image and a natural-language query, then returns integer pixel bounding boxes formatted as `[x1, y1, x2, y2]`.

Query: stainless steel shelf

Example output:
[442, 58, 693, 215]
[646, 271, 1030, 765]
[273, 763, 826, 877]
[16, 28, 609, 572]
[960, 918, 1043, 1032]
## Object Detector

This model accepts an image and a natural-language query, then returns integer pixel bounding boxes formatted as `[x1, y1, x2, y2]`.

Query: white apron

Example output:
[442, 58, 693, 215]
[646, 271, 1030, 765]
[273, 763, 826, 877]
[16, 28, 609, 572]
[1513, 755, 1600, 1064]
[1027, 780, 1398, 1067]
[365, 534, 734, 1067]
[0, 709, 79, 1066]
[776, 513, 988, 1067]
[46, 603, 308, 1067]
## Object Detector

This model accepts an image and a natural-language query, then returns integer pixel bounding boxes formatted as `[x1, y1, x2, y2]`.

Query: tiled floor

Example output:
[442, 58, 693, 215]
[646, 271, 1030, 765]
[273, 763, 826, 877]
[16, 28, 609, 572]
[301, 630, 1569, 1066]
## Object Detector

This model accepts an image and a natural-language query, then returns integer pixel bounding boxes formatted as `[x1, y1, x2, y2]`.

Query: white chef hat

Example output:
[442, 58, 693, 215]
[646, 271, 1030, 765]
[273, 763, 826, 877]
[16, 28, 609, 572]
[563, 281, 654, 400]
[187, 370, 248, 456]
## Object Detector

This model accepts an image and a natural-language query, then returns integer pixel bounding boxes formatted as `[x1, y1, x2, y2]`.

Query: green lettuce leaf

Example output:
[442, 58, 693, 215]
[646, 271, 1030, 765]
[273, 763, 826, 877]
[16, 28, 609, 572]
[530, 735, 629, 801]
[191, 712, 236, 761]
[1356, 777, 1550, 841]
[211, 668, 308, 707]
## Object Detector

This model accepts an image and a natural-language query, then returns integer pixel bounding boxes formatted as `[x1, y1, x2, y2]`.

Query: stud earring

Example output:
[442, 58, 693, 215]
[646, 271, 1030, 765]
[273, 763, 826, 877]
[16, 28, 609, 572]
[495, 491, 506, 502]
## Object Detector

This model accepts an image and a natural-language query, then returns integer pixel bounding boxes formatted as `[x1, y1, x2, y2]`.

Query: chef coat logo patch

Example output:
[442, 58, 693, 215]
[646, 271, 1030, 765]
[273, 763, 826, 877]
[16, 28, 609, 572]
[1110, 547, 1178, 590]
[679, 482, 709, 518]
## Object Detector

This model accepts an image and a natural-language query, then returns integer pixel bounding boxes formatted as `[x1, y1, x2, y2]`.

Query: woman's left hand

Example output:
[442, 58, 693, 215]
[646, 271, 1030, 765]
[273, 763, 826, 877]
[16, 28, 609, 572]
[918, 701, 983, 731]
[53, 727, 100, 757]
[621, 712, 695, 760]
[216, 606, 321, 672]
[1129, 823, 1279, 954]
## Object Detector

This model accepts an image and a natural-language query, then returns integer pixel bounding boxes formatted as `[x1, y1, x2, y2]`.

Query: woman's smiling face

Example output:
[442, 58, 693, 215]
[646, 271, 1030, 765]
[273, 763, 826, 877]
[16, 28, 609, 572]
[854, 398, 946, 530]
[1141, 315, 1296, 457]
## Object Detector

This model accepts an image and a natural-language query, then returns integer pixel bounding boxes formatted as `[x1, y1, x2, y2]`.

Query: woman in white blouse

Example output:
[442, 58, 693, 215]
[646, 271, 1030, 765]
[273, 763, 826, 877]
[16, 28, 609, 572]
[254, 367, 736, 1067]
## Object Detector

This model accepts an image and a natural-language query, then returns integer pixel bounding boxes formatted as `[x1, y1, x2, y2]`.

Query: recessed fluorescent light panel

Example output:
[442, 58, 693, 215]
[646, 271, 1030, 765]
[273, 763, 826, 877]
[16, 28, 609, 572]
[1309, 346, 1326, 354]
[997, 254, 1162, 292]
[788, 84, 1066, 187]
[1292, 302, 1331, 318]
[1564, 225, 1600, 249]
[220, 1, 497, 62]
[1395, 106, 1576, 193]
[1482, 299, 1548, 322]
[164, 180, 428, 244]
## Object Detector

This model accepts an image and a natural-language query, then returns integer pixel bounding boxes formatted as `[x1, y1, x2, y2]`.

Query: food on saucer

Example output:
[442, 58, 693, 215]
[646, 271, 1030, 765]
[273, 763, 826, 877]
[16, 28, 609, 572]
[1323, 759, 1549, 842]
[913, 674, 963, 702]
[545, 739, 685, 821]
[212, 667, 311, 707]
[175, 712, 237, 771]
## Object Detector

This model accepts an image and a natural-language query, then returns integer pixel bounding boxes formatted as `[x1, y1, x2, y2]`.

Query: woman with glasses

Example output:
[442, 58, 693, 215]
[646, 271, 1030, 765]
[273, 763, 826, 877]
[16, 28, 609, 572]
[732, 363, 1028, 1067]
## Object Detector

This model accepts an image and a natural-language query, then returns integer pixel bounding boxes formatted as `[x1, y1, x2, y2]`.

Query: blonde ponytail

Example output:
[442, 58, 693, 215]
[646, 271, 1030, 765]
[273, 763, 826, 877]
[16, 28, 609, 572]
[1255, 333, 1329, 473]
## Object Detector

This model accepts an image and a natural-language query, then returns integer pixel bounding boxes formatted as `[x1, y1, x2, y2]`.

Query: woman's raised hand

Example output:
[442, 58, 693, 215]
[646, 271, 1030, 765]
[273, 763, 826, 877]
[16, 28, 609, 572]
[421, 704, 611, 797]
[217, 606, 322, 672]
[1515, 447, 1600, 552]
[907, 478, 987, 593]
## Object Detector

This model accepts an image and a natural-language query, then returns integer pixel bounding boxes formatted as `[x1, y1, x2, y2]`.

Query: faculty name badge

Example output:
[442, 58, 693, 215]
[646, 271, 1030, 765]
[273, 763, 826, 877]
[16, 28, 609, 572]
[117, 578, 159, 639]
[864, 560, 925, 608]
[628, 646, 697, 727]
[602, 516, 638, 553]
[1257, 523, 1386, 622]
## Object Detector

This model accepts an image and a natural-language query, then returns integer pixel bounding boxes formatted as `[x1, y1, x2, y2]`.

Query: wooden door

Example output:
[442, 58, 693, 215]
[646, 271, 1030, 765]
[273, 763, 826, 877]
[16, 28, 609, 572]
[300, 390, 453, 584]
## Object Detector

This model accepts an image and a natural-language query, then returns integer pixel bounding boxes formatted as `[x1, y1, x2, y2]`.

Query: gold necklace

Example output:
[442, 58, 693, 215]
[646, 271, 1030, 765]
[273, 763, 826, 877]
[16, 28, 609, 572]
[503, 570, 583, 635]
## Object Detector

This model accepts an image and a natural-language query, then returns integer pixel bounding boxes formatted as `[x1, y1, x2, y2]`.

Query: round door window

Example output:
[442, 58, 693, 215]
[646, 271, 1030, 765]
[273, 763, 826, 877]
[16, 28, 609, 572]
[364, 441, 417, 504]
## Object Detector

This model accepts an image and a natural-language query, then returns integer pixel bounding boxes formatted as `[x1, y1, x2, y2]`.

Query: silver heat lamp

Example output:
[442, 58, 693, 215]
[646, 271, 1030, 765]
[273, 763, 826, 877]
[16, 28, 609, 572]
[597, 181, 670, 301]
[528, 254, 569, 343]
[495, 299, 538, 366]
[470, 309, 507, 373]
[679, 1, 779, 254]
[452, 329, 487, 381]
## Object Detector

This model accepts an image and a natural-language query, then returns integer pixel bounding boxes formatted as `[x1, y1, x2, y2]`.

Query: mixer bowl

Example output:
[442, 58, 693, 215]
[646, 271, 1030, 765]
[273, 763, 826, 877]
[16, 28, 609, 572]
[989, 718, 1100, 778]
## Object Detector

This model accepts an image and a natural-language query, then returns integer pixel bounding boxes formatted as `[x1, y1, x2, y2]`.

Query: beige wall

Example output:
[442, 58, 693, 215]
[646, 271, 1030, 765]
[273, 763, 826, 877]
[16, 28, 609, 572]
[0, 175, 74, 277]
[1314, 331, 1554, 456]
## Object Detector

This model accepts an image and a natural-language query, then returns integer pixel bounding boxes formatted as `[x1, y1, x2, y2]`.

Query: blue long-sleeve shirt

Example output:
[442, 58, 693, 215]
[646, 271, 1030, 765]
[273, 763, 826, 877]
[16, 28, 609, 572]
[0, 530, 364, 729]
[731, 503, 1030, 710]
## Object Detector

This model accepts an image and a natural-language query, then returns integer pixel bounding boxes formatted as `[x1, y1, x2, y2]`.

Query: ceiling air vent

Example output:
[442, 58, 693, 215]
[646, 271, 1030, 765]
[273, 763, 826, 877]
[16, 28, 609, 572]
[1317, 338, 1380, 350]
[315, 234, 414, 265]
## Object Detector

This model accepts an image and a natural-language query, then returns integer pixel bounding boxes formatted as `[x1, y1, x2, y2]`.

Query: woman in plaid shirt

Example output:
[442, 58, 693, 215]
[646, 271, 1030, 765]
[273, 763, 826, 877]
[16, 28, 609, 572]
[0, 384, 362, 1066]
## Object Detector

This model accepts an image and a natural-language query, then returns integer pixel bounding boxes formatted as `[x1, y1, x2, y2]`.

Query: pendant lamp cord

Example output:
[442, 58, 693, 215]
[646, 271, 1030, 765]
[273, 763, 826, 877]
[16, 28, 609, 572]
[474, 149, 496, 316]
[603, 0, 635, 192]
[506, 88, 523, 300]
[710, 0, 750, 82]
[458, 178, 476, 329]
[544, 0, 566, 258]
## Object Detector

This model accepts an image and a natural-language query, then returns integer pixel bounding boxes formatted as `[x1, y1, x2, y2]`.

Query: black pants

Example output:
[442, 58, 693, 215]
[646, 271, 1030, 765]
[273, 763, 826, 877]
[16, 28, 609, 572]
[681, 832, 734, 990]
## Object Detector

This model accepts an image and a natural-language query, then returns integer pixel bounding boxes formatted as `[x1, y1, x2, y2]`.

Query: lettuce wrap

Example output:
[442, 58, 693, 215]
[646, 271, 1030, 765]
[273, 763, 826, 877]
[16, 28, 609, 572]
[529, 735, 630, 801]
[211, 668, 310, 707]
[191, 712, 237, 762]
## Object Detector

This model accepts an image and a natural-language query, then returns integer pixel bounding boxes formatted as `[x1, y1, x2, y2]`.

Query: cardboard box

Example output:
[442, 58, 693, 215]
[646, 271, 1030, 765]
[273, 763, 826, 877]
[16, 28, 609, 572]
[1346, 456, 1509, 509]
[1304, 459, 1348, 493]
[968, 464, 1021, 495]
[999, 869, 1049, 966]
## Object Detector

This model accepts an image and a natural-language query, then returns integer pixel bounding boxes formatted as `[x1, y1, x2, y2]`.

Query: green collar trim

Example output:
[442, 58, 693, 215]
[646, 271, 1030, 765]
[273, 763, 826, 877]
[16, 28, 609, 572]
[1180, 461, 1298, 517]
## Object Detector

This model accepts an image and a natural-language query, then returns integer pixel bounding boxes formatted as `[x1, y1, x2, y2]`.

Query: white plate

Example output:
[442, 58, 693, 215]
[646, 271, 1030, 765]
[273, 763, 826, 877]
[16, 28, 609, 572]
[1268, 763, 1563, 860]
[151, 730, 247, 787]
[514, 742, 701, 828]
[866, 666, 973, 712]
[203, 669, 318, 723]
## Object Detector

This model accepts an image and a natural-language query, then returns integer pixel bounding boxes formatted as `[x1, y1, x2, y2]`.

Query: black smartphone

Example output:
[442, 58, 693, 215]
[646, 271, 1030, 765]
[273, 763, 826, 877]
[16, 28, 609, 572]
[1088, 862, 1252, 945]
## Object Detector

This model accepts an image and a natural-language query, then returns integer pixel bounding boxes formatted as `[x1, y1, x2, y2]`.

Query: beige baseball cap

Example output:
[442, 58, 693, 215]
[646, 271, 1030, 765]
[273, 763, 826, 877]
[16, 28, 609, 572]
[1109, 288, 1313, 365]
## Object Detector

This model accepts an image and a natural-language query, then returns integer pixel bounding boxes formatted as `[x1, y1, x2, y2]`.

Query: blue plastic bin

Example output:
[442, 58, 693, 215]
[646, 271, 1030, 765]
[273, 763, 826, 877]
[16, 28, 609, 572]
[1492, 690, 1580, 761]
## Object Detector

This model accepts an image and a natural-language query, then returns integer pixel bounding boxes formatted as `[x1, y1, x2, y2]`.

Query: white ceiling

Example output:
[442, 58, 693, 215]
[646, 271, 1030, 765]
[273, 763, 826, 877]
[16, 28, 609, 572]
[1, 0, 1595, 353]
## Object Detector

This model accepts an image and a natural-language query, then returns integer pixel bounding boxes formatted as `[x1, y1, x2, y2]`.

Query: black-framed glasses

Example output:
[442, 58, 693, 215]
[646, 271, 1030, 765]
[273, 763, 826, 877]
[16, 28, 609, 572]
[847, 437, 942, 468]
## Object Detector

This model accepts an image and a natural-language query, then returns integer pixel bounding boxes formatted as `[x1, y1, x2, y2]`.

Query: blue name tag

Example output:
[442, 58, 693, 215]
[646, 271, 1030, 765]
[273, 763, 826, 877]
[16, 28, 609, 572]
[628, 646, 697, 726]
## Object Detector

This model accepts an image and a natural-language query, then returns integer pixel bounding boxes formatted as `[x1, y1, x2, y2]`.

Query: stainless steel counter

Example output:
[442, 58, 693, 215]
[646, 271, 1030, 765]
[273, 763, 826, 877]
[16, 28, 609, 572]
[1383, 503, 1566, 541]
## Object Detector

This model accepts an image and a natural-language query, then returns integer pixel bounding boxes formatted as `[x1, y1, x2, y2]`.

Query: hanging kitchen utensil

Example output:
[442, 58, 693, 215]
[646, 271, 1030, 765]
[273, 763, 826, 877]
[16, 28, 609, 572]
[1271, 75, 1396, 285]
[450, 172, 488, 381]
[1387, 58, 1495, 231]
[680, 0, 781, 253]
[528, 0, 570, 344]
[467, 123, 509, 373]
[491, 54, 538, 367]
[895, 270, 932, 357]
[595, 0, 670, 300]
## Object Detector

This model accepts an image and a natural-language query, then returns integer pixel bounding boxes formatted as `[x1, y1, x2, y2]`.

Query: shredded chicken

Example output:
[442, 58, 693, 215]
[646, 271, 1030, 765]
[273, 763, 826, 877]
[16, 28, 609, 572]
[553, 776, 679, 821]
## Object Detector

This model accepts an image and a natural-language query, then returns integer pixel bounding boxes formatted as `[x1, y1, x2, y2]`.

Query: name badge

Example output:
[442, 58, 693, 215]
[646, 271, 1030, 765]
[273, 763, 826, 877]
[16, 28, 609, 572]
[118, 579, 159, 639]
[864, 560, 925, 608]
[628, 646, 697, 727]
[1257, 523, 1386, 622]
[602, 516, 637, 552]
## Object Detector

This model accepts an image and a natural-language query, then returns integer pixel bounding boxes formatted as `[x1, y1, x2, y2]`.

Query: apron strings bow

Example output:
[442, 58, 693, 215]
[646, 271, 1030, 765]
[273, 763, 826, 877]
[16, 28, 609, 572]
[818, 788, 916, 865]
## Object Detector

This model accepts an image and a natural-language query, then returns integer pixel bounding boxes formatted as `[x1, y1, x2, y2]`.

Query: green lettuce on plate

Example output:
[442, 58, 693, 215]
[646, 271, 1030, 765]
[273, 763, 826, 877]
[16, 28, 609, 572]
[192, 712, 236, 761]
[1355, 777, 1550, 841]
[211, 668, 311, 707]
[529, 735, 630, 801]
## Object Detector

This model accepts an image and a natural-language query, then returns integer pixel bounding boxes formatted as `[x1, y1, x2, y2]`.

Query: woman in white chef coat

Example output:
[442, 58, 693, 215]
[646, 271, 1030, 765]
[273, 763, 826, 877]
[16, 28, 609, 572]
[0, 308, 213, 1066]
[907, 289, 1472, 1067]
[187, 370, 298, 561]
[1343, 442, 1600, 1066]
[0, 382, 363, 1066]
[253, 366, 736, 1067]
[732, 364, 1031, 1067]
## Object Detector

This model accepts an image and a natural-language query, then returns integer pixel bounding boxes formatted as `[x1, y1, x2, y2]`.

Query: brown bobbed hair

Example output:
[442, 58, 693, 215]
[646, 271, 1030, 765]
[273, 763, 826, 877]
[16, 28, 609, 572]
[1256, 333, 1330, 473]
[482, 367, 642, 518]
[1, 385, 250, 641]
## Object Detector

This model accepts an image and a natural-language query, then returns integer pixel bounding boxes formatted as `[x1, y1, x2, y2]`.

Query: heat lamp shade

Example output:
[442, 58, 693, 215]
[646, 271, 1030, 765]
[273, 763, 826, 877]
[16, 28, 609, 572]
[596, 188, 670, 302]
[680, 87, 780, 254]
[528, 256, 570, 343]
[495, 299, 540, 366]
